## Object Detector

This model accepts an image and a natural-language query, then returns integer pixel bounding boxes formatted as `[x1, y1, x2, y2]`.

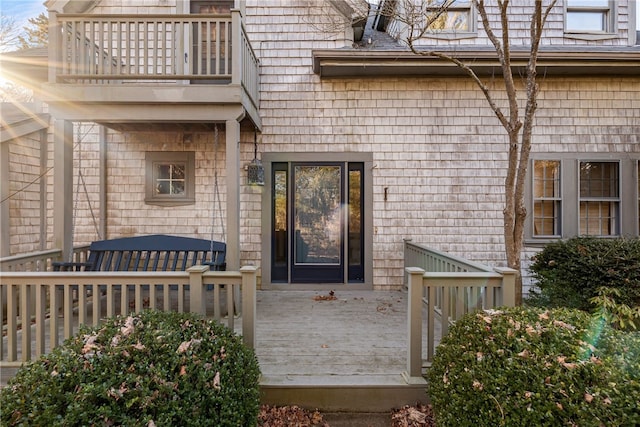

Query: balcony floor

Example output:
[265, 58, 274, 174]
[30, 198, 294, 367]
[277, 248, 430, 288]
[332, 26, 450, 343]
[1, 290, 438, 411]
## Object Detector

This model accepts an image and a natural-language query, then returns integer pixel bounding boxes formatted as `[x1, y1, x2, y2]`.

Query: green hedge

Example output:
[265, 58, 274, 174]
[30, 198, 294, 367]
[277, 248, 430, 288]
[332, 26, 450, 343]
[528, 237, 640, 311]
[427, 306, 640, 427]
[1, 310, 261, 426]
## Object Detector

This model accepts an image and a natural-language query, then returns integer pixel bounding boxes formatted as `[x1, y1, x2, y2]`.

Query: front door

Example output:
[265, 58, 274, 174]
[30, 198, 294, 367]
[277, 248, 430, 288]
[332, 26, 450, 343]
[271, 162, 364, 284]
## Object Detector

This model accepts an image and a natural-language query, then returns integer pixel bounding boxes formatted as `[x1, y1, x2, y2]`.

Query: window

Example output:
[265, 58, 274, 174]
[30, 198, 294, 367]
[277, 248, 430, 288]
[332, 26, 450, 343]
[526, 155, 639, 242]
[426, 0, 474, 32]
[533, 160, 561, 237]
[145, 151, 195, 206]
[566, 0, 615, 33]
[579, 161, 619, 236]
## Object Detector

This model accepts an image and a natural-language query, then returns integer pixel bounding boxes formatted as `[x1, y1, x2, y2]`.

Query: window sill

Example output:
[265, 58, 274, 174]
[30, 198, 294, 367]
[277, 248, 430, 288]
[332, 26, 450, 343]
[423, 31, 478, 41]
[145, 198, 195, 207]
[564, 32, 619, 41]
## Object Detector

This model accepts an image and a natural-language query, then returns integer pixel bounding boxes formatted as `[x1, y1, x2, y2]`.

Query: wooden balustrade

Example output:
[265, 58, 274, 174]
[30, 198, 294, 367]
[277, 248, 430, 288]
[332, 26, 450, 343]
[0, 266, 257, 367]
[50, 11, 260, 106]
[404, 241, 517, 383]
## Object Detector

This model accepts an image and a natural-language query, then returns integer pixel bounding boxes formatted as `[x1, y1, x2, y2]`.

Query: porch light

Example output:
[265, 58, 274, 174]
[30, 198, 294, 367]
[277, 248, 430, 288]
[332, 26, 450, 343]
[247, 127, 264, 186]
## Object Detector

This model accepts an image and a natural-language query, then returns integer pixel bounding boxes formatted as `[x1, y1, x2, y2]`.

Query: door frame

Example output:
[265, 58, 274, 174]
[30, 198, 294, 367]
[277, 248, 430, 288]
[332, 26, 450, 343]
[261, 152, 374, 290]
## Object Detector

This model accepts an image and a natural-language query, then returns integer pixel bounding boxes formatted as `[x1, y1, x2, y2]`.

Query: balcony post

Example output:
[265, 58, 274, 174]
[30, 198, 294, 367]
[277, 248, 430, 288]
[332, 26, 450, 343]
[225, 119, 241, 271]
[47, 7, 61, 83]
[53, 119, 74, 263]
[231, 9, 242, 86]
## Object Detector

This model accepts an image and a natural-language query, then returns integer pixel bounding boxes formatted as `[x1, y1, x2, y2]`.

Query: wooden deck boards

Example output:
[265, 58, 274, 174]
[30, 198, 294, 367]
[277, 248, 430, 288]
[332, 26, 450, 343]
[255, 290, 409, 379]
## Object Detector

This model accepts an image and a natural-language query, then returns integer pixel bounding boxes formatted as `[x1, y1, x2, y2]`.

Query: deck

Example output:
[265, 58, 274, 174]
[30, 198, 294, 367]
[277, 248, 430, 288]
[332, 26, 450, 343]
[1, 289, 431, 411]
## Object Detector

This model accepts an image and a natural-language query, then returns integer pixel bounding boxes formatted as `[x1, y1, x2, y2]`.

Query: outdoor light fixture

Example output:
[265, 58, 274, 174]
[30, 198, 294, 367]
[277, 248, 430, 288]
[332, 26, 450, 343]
[247, 127, 264, 186]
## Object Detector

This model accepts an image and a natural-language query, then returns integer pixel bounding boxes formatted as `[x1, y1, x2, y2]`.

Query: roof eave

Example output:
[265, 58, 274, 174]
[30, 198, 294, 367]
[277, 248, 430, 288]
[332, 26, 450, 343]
[312, 49, 640, 77]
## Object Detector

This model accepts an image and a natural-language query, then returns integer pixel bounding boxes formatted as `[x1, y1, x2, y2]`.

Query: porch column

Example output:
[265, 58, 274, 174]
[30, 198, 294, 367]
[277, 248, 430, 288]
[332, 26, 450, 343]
[225, 119, 241, 271]
[53, 119, 74, 262]
[0, 136, 9, 257]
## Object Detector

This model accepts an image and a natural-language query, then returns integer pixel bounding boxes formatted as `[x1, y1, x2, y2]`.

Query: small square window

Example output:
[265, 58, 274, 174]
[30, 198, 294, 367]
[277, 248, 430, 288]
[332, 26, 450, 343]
[145, 152, 195, 206]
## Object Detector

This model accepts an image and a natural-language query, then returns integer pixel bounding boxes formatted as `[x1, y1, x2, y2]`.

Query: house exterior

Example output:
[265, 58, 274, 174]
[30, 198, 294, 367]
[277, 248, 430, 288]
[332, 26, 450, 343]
[2, 0, 639, 294]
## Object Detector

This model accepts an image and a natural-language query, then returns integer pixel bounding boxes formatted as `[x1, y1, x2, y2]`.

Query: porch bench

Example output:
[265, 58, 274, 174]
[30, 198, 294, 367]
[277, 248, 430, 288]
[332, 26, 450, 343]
[52, 234, 226, 272]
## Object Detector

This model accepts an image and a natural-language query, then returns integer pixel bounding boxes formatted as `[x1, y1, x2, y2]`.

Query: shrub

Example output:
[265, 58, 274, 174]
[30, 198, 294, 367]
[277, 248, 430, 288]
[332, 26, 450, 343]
[427, 306, 640, 427]
[1, 310, 261, 427]
[528, 237, 640, 311]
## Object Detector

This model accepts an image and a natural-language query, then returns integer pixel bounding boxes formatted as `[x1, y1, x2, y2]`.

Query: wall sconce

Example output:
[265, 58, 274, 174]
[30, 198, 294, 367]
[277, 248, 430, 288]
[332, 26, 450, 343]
[247, 127, 264, 186]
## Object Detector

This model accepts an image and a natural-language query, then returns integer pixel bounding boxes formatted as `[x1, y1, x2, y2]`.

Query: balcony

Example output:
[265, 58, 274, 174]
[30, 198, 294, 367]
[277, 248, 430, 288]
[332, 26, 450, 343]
[42, 10, 260, 128]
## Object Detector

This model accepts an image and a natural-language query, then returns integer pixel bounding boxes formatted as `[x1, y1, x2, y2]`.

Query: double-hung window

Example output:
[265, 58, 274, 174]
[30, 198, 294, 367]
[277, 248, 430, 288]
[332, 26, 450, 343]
[533, 160, 561, 237]
[565, 0, 616, 34]
[527, 155, 639, 242]
[579, 161, 620, 236]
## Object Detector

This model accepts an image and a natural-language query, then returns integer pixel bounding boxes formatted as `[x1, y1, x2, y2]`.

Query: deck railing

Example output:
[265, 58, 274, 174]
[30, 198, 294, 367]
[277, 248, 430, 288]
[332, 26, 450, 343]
[0, 246, 89, 272]
[50, 11, 260, 108]
[0, 266, 257, 367]
[403, 241, 517, 382]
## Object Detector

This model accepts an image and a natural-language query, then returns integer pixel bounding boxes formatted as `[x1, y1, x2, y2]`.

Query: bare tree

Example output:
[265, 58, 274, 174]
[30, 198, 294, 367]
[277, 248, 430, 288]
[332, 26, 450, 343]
[0, 15, 22, 52]
[386, 0, 557, 302]
[18, 13, 48, 49]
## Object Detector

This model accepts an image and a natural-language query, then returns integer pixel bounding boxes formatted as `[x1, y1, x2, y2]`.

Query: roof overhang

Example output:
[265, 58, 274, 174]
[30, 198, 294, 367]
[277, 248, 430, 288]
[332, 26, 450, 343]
[312, 48, 640, 78]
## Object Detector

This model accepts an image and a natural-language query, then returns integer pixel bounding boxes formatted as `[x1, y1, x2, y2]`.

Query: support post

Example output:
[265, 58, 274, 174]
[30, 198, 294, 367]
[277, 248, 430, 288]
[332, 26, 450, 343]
[240, 265, 257, 349]
[225, 119, 241, 271]
[53, 119, 74, 263]
[404, 267, 426, 384]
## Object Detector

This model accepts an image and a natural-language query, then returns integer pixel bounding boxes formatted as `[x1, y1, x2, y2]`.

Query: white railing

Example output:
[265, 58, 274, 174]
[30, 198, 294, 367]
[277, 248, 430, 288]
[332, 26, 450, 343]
[0, 266, 257, 367]
[51, 11, 260, 106]
[404, 241, 516, 382]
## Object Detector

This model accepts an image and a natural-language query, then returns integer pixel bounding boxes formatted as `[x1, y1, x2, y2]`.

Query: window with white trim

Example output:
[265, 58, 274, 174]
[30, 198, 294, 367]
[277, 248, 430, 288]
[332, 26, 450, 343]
[565, 0, 615, 33]
[526, 155, 639, 242]
[145, 151, 195, 206]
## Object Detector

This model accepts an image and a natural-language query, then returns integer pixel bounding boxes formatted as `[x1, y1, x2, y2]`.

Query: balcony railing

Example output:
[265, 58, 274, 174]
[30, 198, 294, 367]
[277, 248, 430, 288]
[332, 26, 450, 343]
[404, 241, 517, 382]
[50, 11, 260, 108]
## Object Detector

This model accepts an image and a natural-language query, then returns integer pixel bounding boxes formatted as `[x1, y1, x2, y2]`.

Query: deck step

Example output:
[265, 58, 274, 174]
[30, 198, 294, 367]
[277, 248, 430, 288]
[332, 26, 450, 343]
[260, 374, 428, 412]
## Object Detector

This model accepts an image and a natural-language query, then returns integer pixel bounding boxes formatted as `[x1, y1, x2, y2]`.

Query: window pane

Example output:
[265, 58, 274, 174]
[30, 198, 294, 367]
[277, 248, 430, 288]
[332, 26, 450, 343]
[430, 11, 469, 31]
[274, 169, 288, 265]
[580, 162, 619, 198]
[567, 12, 606, 31]
[567, 0, 609, 6]
[348, 169, 362, 266]
[580, 201, 618, 236]
[533, 160, 560, 236]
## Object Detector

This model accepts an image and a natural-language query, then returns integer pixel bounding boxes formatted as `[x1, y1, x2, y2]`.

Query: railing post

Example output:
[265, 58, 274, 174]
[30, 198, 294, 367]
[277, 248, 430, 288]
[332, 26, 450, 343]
[240, 266, 257, 349]
[188, 265, 209, 315]
[404, 267, 426, 384]
[495, 267, 517, 307]
[231, 9, 242, 86]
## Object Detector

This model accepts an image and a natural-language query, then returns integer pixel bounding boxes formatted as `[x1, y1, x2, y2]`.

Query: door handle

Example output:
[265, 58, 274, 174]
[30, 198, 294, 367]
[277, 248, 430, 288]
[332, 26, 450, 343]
[185, 53, 188, 63]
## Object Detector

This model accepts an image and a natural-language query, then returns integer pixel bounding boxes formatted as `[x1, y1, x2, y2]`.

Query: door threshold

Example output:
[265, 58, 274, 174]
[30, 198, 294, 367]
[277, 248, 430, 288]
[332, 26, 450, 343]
[262, 283, 371, 291]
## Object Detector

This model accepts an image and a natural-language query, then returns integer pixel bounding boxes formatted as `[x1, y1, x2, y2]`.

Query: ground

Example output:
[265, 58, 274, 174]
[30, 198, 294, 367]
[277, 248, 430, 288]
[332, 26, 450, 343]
[258, 404, 435, 426]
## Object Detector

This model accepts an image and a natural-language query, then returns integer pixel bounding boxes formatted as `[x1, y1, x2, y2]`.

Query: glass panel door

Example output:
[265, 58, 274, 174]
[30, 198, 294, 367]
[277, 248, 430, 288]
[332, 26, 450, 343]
[291, 164, 344, 283]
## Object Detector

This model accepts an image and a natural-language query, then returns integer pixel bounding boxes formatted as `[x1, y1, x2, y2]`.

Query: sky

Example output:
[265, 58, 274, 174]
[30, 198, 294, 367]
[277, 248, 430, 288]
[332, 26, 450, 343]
[1, 0, 46, 27]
